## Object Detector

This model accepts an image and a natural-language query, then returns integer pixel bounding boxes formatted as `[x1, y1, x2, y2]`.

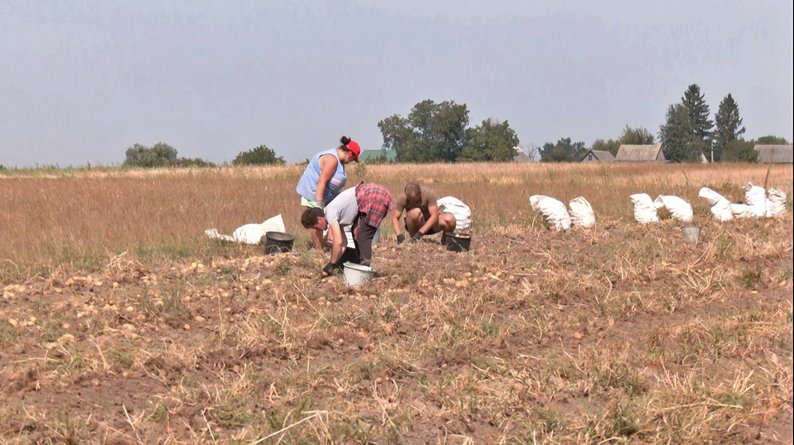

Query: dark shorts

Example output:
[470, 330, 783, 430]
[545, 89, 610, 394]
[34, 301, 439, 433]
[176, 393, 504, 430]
[404, 219, 441, 235]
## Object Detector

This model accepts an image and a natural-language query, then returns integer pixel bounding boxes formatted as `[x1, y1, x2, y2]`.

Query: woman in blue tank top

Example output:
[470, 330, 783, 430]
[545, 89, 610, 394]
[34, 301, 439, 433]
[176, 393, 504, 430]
[296, 136, 361, 250]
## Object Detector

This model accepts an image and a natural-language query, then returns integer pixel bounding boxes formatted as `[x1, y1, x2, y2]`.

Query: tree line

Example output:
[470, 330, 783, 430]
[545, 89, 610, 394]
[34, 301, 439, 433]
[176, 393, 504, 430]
[539, 84, 789, 163]
[122, 143, 284, 168]
[122, 88, 789, 168]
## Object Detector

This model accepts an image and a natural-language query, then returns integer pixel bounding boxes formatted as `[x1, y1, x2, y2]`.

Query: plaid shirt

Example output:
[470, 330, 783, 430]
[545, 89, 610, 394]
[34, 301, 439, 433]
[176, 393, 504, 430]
[355, 182, 394, 229]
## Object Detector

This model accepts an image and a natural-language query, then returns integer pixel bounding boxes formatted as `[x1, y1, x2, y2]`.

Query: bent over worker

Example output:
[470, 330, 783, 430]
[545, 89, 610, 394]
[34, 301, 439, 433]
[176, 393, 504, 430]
[301, 182, 394, 275]
[391, 183, 456, 244]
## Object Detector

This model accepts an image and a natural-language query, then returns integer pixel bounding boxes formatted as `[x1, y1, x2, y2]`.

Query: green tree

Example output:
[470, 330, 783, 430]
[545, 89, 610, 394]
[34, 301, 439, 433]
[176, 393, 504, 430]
[591, 138, 620, 156]
[459, 118, 520, 161]
[713, 94, 745, 162]
[619, 125, 655, 144]
[659, 103, 703, 162]
[755, 135, 790, 145]
[378, 114, 416, 162]
[378, 99, 469, 162]
[123, 142, 178, 168]
[540, 137, 586, 162]
[233, 145, 285, 166]
[681, 84, 714, 145]
[722, 139, 757, 163]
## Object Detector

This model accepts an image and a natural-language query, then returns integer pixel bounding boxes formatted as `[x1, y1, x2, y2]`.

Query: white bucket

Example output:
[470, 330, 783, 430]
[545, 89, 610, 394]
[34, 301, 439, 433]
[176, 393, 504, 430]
[342, 262, 377, 286]
[681, 225, 701, 244]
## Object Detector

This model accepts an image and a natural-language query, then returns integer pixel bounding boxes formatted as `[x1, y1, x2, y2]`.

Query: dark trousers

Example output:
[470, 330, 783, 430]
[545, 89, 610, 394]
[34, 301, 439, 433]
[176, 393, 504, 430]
[354, 219, 379, 266]
[338, 214, 379, 266]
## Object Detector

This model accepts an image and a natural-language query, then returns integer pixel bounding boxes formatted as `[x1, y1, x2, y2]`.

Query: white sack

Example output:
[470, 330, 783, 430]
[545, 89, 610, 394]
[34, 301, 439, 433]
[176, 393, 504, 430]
[698, 187, 733, 222]
[630, 193, 659, 224]
[568, 196, 596, 228]
[529, 195, 572, 231]
[653, 195, 694, 223]
[437, 196, 473, 233]
[744, 182, 767, 217]
[205, 214, 286, 245]
[730, 203, 753, 219]
[766, 188, 787, 218]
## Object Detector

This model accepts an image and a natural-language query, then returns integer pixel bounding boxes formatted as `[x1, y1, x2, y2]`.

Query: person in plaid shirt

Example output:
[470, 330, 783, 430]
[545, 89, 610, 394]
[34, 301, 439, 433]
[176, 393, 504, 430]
[301, 182, 394, 275]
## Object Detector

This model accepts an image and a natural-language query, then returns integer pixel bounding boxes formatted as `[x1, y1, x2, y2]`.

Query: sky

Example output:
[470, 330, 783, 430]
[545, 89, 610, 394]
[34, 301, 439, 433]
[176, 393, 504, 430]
[1, 0, 792, 167]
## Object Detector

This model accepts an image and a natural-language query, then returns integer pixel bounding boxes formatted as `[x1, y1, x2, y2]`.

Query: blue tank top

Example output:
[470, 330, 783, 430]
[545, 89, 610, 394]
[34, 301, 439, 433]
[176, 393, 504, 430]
[296, 149, 347, 205]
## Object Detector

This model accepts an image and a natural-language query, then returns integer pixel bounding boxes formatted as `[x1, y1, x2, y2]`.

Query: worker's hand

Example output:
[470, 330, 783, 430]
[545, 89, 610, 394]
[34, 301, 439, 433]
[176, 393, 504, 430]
[322, 262, 342, 276]
[396, 234, 406, 245]
[410, 232, 424, 243]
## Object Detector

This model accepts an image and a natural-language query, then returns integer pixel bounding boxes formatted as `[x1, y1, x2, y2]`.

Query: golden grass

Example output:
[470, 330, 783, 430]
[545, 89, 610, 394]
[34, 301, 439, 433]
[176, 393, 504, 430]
[2, 162, 791, 282]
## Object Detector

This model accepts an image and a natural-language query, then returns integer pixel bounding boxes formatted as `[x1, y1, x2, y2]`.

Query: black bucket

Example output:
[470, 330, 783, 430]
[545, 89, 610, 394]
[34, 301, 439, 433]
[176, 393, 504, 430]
[445, 233, 471, 252]
[264, 232, 295, 255]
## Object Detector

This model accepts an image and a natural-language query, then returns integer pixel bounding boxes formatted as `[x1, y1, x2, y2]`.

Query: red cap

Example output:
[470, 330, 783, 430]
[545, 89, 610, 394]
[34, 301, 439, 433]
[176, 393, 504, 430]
[346, 139, 361, 162]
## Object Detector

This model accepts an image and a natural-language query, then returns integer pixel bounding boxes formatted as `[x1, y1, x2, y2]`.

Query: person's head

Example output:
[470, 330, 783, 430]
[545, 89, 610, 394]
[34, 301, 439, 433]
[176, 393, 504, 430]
[439, 213, 457, 233]
[301, 207, 328, 231]
[404, 183, 422, 205]
[337, 136, 360, 164]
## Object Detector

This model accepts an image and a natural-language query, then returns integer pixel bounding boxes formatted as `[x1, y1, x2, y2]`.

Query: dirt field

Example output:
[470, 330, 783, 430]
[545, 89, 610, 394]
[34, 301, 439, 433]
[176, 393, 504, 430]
[1, 163, 792, 443]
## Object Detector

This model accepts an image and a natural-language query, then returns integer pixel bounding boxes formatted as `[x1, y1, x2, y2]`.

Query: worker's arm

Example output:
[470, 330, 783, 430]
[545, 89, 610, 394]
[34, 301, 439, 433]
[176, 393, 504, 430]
[391, 209, 404, 242]
[328, 221, 345, 264]
[315, 155, 338, 205]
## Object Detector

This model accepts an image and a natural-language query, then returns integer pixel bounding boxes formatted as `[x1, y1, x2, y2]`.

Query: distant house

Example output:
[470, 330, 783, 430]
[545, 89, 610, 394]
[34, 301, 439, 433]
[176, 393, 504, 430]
[580, 149, 615, 163]
[754, 145, 793, 164]
[615, 144, 665, 162]
[359, 149, 397, 163]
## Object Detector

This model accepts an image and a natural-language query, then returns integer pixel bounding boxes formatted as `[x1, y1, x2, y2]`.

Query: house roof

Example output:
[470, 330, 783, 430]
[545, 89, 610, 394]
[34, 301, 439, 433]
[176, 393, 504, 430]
[754, 145, 793, 163]
[580, 150, 615, 162]
[359, 149, 397, 162]
[615, 144, 664, 162]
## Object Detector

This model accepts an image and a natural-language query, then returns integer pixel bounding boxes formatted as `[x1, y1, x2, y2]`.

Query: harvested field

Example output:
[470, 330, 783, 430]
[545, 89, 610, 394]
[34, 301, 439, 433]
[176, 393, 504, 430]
[1, 163, 792, 444]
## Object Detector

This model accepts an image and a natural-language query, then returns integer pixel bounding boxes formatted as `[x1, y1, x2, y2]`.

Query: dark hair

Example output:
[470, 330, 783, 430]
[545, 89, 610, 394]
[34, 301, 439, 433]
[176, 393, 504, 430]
[405, 183, 421, 200]
[301, 207, 325, 228]
[339, 136, 351, 151]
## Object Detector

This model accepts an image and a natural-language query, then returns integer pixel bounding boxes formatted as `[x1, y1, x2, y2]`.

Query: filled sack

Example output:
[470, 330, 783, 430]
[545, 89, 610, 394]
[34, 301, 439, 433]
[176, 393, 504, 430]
[206, 214, 286, 244]
[744, 182, 767, 217]
[529, 195, 572, 231]
[630, 193, 659, 224]
[766, 188, 787, 218]
[653, 195, 694, 223]
[437, 196, 473, 233]
[568, 196, 596, 228]
[698, 187, 733, 222]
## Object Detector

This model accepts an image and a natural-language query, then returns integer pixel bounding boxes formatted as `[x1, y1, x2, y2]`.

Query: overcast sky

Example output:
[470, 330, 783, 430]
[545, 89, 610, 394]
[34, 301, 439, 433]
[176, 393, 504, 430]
[1, 0, 792, 167]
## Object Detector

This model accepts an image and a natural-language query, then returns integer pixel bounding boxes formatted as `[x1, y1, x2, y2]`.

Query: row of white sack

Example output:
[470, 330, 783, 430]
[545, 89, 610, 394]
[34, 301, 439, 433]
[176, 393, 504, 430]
[203, 195, 474, 245]
[529, 195, 595, 231]
[634, 182, 787, 224]
[531, 182, 788, 230]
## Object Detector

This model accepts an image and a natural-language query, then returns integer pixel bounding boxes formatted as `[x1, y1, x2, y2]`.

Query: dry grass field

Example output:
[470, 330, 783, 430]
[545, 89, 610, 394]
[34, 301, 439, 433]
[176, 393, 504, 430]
[0, 163, 792, 444]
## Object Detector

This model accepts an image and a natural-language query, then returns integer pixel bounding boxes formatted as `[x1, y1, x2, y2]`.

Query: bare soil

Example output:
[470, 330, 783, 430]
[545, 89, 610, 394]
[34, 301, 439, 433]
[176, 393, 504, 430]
[1, 218, 792, 444]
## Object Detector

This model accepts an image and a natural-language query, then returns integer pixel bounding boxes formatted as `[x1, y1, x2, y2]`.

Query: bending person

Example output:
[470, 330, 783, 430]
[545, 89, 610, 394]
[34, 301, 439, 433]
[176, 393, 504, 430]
[301, 182, 394, 275]
[296, 136, 361, 250]
[392, 183, 456, 244]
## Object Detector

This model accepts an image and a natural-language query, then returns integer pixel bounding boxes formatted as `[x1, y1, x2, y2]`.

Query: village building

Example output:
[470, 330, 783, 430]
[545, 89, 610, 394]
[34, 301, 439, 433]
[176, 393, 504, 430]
[579, 149, 615, 163]
[615, 144, 665, 162]
[754, 145, 793, 164]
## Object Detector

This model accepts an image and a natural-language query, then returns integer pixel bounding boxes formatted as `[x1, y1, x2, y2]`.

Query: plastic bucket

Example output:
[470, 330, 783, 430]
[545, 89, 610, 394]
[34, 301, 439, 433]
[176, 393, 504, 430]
[264, 232, 295, 255]
[681, 225, 701, 244]
[342, 262, 377, 286]
[446, 233, 472, 252]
